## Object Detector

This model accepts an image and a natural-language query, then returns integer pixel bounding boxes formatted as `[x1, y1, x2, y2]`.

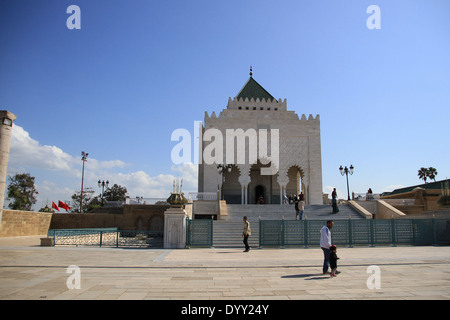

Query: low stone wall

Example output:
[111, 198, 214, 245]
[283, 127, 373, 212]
[347, 201, 373, 219]
[348, 200, 407, 219]
[381, 188, 441, 212]
[49, 204, 168, 231]
[376, 200, 407, 219]
[0, 205, 171, 238]
[49, 212, 122, 229]
[192, 200, 219, 218]
[0, 209, 52, 237]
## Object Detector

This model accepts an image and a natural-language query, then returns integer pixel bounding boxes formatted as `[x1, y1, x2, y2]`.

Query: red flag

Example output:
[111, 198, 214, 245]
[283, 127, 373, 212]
[52, 202, 59, 212]
[58, 201, 71, 211]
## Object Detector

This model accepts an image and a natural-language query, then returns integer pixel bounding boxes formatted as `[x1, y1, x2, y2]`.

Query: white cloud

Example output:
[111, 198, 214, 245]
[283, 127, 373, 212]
[9, 125, 126, 177]
[104, 162, 198, 199]
[36, 180, 73, 204]
[171, 162, 198, 190]
[87, 159, 127, 172]
[6, 125, 198, 210]
[9, 125, 77, 174]
[113, 171, 174, 198]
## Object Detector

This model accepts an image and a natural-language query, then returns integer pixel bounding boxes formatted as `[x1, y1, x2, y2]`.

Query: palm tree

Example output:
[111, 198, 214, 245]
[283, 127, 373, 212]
[427, 167, 438, 182]
[418, 167, 428, 183]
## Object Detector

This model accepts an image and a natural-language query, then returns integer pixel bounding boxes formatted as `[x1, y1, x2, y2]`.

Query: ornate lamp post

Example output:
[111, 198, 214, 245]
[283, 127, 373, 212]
[98, 179, 109, 206]
[339, 165, 354, 201]
[80, 151, 88, 213]
[217, 164, 232, 200]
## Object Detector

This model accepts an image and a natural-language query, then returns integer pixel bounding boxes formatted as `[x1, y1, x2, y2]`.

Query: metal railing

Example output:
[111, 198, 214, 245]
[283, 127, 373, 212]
[352, 193, 381, 201]
[186, 219, 213, 247]
[188, 192, 217, 201]
[259, 218, 450, 248]
[48, 218, 450, 249]
[125, 198, 168, 205]
[48, 228, 163, 248]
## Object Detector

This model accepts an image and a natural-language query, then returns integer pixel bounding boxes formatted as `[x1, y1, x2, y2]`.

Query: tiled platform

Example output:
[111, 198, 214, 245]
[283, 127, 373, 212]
[0, 236, 449, 301]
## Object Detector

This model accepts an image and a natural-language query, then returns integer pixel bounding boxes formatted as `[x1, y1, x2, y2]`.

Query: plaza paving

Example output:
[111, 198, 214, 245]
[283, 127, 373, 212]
[0, 235, 449, 301]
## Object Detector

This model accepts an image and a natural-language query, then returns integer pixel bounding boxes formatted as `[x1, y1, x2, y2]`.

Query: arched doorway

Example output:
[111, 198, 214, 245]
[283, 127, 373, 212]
[148, 215, 163, 232]
[247, 160, 275, 204]
[255, 185, 265, 204]
[222, 164, 241, 204]
[286, 165, 306, 204]
[136, 217, 143, 230]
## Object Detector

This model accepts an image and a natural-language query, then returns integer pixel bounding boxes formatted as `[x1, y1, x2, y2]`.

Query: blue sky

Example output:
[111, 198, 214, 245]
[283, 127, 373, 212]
[1, 0, 449, 210]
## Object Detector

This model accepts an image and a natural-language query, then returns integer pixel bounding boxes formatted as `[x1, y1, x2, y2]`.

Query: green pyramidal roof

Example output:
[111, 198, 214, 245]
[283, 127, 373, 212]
[236, 77, 275, 102]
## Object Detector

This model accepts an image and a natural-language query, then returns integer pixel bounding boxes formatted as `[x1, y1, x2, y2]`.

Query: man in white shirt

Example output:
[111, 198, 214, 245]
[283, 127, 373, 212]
[320, 220, 334, 274]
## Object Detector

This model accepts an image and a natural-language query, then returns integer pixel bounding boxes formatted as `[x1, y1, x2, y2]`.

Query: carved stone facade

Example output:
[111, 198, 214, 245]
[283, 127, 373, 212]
[198, 75, 323, 205]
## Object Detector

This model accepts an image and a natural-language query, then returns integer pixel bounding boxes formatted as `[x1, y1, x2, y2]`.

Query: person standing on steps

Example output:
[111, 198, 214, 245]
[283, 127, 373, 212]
[298, 192, 305, 220]
[294, 195, 300, 220]
[331, 188, 339, 214]
[242, 216, 251, 252]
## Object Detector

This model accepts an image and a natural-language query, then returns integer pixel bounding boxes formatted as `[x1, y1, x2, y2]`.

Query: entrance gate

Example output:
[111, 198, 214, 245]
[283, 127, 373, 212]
[186, 219, 213, 247]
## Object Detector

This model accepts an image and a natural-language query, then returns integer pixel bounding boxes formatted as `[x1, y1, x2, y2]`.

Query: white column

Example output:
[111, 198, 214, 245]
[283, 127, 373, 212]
[238, 172, 251, 206]
[0, 111, 17, 222]
[164, 206, 187, 249]
[280, 186, 283, 204]
[278, 183, 287, 205]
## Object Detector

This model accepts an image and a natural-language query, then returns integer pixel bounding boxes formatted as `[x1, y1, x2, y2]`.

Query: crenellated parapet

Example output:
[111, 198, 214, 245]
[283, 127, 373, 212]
[204, 107, 320, 123]
[227, 96, 287, 111]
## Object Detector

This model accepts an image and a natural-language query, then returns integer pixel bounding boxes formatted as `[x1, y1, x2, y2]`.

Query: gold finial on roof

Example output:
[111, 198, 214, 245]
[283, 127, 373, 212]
[250, 65, 253, 77]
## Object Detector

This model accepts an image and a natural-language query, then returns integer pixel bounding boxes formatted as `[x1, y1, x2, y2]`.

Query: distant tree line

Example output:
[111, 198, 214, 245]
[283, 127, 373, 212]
[6, 172, 128, 213]
[70, 183, 128, 213]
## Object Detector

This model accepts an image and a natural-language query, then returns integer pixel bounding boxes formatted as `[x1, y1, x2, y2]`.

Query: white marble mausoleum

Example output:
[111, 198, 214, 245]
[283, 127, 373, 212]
[197, 71, 323, 205]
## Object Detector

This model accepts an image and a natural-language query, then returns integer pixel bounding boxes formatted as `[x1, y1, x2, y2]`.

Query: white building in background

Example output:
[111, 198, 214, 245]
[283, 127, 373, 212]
[197, 70, 323, 205]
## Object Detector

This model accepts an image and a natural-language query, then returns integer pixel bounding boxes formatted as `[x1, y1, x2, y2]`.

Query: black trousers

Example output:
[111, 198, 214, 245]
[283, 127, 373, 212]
[243, 234, 250, 251]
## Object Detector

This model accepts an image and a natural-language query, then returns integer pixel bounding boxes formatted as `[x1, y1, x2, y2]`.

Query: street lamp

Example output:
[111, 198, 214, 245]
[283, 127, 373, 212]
[217, 164, 232, 200]
[339, 165, 354, 201]
[98, 179, 109, 206]
[80, 151, 88, 213]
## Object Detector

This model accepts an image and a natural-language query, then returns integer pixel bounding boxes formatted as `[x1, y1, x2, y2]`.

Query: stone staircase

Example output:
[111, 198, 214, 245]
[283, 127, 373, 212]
[213, 220, 260, 249]
[223, 204, 363, 221]
[212, 204, 364, 248]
